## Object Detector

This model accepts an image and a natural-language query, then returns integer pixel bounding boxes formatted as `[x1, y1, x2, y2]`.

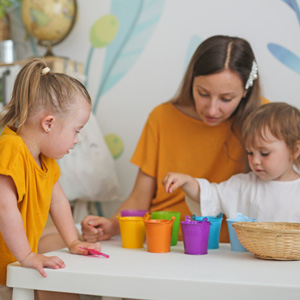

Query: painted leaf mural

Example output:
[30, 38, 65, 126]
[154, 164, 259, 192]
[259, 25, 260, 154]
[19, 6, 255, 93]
[90, 0, 165, 113]
[267, 0, 300, 75]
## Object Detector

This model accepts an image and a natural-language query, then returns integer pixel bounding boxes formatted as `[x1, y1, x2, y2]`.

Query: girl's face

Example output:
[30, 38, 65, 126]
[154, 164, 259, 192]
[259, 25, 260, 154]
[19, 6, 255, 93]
[43, 96, 91, 160]
[192, 69, 245, 126]
[246, 129, 300, 181]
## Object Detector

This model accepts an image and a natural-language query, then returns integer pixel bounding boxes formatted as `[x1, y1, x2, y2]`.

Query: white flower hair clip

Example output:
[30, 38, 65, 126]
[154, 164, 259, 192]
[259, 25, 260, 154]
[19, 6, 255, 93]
[245, 61, 258, 90]
[41, 67, 50, 75]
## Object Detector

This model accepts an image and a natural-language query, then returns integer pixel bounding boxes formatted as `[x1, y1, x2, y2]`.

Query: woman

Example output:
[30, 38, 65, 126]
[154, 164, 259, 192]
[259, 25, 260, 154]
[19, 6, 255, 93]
[80, 35, 266, 243]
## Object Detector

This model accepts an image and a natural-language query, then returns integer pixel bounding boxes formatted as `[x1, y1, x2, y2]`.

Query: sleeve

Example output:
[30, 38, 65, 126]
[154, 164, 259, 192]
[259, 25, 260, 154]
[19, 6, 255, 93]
[187, 173, 256, 218]
[0, 143, 26, 202]
[130, 110, 159, 178]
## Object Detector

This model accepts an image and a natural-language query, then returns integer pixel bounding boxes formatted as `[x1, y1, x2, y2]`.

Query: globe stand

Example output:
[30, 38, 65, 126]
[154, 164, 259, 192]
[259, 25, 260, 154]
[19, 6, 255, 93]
[37, 40, 55, 57]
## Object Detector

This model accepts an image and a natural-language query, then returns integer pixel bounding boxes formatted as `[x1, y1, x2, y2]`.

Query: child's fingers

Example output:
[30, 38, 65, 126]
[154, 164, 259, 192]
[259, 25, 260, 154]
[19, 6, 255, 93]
[36, 265, 47, 278]
[41, 256, 65, 271]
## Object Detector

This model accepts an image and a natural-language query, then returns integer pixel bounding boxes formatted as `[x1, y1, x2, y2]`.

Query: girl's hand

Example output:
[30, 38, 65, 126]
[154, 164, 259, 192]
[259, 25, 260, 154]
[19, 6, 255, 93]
[20, 252, 65, 278]
[68, 240, 102, 255]
[162, 172, 192, 193]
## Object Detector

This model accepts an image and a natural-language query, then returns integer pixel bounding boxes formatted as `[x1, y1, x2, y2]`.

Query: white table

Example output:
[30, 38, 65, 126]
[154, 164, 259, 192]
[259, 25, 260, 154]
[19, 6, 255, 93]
[6, 237, 300, 300]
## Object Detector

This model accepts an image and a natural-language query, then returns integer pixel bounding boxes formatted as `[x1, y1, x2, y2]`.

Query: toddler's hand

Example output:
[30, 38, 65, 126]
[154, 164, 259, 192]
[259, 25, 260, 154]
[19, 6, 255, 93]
[20, 252, 65, 278]
[162, 172, 191, 193]
[68, 240, 102, 256]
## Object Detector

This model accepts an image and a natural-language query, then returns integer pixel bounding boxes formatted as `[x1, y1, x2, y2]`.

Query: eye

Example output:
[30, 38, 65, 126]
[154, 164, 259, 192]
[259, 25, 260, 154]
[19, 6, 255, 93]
[76, 130, 81, 134]
[261, 152, 269, 157]
[246, 151, 253, 156]
[198, 91, 209, 97]
[221, 97, 232, 102]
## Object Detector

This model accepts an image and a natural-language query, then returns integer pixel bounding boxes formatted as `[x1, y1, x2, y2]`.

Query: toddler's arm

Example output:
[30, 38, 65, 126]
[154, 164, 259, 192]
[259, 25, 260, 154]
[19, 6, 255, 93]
[50, 181, 102, 254]
[162, 172, 200, 203]
[0, 175, 65, 277]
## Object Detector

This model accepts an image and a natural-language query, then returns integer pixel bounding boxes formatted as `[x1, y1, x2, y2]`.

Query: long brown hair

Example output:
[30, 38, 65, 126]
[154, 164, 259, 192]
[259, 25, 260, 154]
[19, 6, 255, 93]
[172, 35, 262, 136]
[0, 58, 91, 131]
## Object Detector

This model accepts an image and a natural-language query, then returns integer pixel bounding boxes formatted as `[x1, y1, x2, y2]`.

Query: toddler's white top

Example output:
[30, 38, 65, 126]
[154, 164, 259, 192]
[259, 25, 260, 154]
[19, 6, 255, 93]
[186, 172, 300, 222]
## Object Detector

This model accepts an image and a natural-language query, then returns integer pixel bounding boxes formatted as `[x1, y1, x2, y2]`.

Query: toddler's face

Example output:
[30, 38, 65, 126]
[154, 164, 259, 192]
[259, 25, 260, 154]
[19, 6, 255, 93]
[245, 129, 299, 181]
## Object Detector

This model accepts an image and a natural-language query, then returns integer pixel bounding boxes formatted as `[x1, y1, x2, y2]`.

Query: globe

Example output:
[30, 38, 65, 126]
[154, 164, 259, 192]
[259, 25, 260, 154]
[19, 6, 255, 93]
[21, 0, 77, 56]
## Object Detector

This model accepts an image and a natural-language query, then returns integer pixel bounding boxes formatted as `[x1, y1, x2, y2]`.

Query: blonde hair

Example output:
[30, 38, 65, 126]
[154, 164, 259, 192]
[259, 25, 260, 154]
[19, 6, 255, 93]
[0, 58, 91, 131]
[172, 35, 262, 136]
[242, 102, 300, 167]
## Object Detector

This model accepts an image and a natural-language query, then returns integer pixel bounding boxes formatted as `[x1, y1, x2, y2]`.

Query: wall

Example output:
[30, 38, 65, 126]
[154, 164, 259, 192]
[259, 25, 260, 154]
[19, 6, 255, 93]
[9, 0, 300, 204]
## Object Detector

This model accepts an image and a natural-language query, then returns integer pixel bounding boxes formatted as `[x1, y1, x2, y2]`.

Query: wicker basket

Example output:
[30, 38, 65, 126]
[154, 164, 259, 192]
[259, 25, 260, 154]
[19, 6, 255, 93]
[232, 222, 300, 260]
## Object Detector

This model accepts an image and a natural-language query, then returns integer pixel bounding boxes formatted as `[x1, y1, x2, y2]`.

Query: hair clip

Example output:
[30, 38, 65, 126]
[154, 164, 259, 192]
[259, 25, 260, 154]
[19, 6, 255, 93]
[245, 61, 258, 90]
[41, 67, 50, 75]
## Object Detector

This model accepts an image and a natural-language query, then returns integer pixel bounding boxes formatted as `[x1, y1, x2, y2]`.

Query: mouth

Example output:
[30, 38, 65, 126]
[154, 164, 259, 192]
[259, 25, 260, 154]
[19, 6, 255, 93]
[203, 114, 220, 123]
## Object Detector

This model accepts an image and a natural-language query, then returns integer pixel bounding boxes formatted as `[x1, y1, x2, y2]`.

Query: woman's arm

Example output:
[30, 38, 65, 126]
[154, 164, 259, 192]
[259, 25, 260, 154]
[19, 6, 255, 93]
[81, 168, 156, 241]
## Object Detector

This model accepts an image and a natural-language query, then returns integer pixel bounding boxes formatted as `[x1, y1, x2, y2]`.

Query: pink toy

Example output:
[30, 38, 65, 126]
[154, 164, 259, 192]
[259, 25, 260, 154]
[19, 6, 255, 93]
[79, 247, 110, 258]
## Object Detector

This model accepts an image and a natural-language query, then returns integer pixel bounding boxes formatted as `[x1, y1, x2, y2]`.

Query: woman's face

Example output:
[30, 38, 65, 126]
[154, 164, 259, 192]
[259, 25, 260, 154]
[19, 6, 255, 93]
[192, 69, 245, 126]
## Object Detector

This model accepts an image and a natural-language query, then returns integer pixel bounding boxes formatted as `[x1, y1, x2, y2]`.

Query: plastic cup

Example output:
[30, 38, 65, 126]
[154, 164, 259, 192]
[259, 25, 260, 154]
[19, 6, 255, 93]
[227, 213, 257, 252]
[144, 216, 175, 253]
[151, 211, 181, 246]
[120, 209, 149, 217]
[118, 215, 145, 249]
[192, 213, 223, 249]
[181, 216, 211, 255]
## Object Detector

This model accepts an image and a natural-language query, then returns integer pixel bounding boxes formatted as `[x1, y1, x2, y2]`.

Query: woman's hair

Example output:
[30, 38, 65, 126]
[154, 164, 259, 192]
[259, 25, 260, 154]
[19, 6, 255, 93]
[0, 58, 91, 130]
[242, 102, 300, 167]
[172, 35, 262, 135]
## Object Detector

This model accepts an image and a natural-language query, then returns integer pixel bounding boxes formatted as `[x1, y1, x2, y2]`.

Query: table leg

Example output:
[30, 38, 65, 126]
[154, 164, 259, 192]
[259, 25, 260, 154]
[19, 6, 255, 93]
[12, 287, 34, 300]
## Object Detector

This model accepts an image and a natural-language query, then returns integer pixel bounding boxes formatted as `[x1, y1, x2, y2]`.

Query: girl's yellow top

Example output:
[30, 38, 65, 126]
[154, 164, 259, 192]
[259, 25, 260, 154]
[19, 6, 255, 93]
[0, 126, 60, 285]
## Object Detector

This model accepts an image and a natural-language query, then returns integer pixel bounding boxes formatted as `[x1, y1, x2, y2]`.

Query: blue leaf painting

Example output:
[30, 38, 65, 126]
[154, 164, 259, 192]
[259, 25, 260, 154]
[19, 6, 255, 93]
[92, 0, 165, 112]
[184, 35, 202, 71]
[281, 0, 300, 25]
[268, 43, 300, 75]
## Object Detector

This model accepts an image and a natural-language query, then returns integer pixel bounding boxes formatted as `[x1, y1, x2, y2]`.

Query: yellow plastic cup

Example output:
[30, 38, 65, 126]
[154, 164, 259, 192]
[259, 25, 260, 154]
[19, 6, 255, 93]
[118, 215, 145, 249]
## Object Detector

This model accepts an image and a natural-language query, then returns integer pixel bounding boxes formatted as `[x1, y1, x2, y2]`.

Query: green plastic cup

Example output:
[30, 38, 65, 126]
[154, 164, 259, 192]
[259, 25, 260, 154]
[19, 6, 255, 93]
[151, 211, 181, 246]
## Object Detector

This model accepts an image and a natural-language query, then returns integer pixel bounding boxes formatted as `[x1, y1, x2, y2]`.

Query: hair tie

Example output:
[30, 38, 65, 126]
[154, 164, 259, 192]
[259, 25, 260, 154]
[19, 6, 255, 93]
[41, 67, 50, 75]
[245, 61, 258, 90]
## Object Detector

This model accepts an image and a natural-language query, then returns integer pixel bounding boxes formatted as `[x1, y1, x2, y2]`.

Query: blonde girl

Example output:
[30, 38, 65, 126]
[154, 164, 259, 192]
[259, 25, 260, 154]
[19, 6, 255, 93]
[0, 58, 101, 300]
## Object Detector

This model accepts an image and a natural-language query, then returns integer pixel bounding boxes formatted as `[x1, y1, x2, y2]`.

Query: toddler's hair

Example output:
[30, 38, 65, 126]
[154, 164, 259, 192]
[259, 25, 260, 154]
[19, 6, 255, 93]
[0, 58, 91, 130]
[242, 102, 300, 167]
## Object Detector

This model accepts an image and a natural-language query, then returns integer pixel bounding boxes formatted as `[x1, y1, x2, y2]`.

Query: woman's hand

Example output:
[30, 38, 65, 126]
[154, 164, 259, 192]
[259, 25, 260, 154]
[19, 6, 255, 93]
[20, 252, 65, 278]
[81, 215, 115, 242]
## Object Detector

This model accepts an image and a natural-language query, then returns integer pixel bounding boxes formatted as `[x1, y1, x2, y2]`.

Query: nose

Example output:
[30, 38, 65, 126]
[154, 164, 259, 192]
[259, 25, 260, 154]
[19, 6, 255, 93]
[206, 99, 219, 115]
[252, 153, 261, 165]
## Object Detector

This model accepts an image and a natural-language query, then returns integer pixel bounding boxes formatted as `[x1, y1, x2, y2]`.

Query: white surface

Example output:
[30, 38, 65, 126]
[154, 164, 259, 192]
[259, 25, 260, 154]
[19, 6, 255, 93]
[7, 237, 300, 300]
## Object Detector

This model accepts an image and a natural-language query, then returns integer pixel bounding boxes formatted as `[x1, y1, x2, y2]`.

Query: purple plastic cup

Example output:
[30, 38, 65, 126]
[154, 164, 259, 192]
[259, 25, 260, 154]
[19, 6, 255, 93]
[120, 209, 149, 217]
[181, 216, 211, 255]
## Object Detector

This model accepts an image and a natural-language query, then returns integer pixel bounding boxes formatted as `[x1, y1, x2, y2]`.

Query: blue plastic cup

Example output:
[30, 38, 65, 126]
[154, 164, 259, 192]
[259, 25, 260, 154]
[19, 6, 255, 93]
[192, 213, 223, 249]
[227, 213, 257, 252]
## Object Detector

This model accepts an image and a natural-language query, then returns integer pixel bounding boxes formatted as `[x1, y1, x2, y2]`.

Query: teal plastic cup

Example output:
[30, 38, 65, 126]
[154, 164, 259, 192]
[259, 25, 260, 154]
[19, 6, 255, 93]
[151, 211, 181, 246]
[192, 213, 223, 249]
[227, 213, 257, 252]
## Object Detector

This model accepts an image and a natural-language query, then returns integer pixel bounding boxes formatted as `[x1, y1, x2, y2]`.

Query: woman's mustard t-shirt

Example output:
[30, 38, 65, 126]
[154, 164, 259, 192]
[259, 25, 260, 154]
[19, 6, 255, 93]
[0, 126, 60, 285]
[131, 102, 248, 240]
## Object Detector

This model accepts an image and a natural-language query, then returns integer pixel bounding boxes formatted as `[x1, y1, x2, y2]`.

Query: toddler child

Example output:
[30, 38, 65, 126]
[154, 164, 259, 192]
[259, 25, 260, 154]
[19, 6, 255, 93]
[0, 58, 101, 300]
[162, 102, 300, 222]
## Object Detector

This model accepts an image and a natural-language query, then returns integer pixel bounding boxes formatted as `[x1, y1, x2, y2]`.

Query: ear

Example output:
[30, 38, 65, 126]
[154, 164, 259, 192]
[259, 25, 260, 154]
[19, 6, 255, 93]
[41, 115, 55, 133]
[293, 141, 300, 160]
